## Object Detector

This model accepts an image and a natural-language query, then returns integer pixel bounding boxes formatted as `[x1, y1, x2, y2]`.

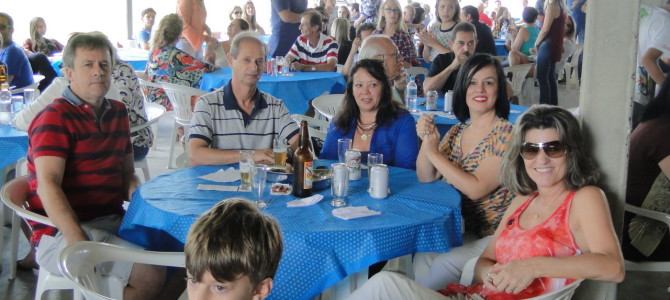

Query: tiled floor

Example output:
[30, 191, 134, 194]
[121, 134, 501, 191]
[1, 83, 669, 300]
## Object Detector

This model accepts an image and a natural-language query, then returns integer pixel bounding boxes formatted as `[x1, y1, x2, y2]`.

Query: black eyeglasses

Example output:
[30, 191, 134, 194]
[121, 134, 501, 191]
[234, 11, 242, 15]
[520, 141, 567, 160]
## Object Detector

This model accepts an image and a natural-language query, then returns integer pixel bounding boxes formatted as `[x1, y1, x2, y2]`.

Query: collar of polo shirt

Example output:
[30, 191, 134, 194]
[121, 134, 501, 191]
[222, 80, 268, 126]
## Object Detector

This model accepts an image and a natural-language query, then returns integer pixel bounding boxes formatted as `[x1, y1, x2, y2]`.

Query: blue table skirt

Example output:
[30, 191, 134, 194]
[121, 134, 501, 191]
[496, 39, 509, 56]
[412, 99, 528, 135]
[199, 68, 347, 114]
[0, 125, 28, 171]
[119, 162, 463, 300]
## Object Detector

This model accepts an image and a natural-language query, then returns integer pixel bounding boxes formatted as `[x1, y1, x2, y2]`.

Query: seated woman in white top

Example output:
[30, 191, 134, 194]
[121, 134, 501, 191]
[204, 19, 250, 68]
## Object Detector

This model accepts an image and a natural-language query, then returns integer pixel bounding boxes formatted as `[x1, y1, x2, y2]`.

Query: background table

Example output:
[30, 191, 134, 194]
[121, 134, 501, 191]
[50, 48, 149, 76]
[412, 99, 528, 135]
[199, 68, 347, 114]
[119, 162, 463, 300]
[0, 125, 28, 171]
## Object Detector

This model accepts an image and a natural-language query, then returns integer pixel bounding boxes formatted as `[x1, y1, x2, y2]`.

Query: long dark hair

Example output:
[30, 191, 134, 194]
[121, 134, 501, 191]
[452, 53, 510, 123]
[641, 76, 670, 122]
[334, 59, 405, 132]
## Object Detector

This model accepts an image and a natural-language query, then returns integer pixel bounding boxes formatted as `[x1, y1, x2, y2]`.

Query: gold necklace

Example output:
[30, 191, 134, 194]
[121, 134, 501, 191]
[357, 121, 377, 141]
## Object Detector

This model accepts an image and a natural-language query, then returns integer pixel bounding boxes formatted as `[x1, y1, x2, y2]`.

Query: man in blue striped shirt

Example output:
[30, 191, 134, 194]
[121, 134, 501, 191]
[189, 32, 299, 165]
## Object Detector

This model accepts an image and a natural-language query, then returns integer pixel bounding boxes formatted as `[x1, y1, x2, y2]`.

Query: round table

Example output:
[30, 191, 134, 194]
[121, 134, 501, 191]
[119, 162, 463, 300]
[199, 68, 347, 114]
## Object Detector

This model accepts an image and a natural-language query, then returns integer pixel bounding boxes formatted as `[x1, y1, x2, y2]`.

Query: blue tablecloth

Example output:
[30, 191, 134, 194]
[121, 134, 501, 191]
[0, 125, 28, 171]
[411, 99, 528, 135]
[199, 68, 347, 114]
[119, 162, 463, 300]
[495, 39, 508, 56]
[50, 48, 149, 76]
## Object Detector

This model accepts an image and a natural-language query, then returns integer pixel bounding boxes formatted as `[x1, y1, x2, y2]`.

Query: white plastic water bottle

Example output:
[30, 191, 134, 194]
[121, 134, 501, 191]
[0, 83, 11, 125]
[200, 41, 208, 60]
[406, 75, 418, 112]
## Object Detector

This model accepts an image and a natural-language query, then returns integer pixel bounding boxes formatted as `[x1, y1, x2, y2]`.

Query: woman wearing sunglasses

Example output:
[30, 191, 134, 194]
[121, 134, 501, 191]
[414, 53, 514, 289]
[347, 105, 624, 299]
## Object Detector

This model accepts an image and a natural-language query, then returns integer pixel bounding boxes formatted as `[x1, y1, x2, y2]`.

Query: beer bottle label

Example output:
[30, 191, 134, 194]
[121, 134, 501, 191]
[304, 161, 313, 189]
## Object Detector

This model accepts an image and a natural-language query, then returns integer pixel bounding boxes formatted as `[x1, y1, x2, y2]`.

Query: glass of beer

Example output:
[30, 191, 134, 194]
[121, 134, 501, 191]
[239, 150, 254, 191]
[273, 138, 288, 167]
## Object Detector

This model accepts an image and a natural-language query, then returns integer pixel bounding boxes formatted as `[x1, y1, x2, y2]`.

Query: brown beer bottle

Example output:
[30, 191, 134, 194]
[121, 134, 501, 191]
[293, 120, 313, 197]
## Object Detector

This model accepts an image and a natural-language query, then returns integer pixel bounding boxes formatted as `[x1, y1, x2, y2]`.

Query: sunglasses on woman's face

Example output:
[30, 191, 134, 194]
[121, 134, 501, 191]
[520, 140, 567, 160]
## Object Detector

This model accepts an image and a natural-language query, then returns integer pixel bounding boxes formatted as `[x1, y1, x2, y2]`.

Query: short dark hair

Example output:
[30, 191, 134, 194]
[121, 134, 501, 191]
[462, 5, 480, 22]
[63, 32, 115, 69]
[185, 199, 283, 286]
[334, 59, 405, 131]
[450, 21, 477, 41]
[522, 7, 538, 23]
[303, 9, 323, 32]
[0, 12, 13, 29]
[141, 8, 156, 17]
[413, 6, 425, 24]
[351, 3, 360, 12]
[452, 54, 509, 123]
[356, 23, 377, 38]
[501, 105, 600, 195]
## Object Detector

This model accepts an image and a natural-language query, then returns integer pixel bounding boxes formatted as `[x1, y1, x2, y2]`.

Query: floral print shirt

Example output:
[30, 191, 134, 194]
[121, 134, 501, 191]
[113, 61, 153, 148]
[146, 46, 211, 110]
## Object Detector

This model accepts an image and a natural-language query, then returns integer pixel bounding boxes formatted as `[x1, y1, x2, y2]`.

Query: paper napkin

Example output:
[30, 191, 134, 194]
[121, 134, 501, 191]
[199, 167, 240, 183]
[287, 194, 324, 207]
[332, 206, 381, 220]
[197, 184, 239, 192]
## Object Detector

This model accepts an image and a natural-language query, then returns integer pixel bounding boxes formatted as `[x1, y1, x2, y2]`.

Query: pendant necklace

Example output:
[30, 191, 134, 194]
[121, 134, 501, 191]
[357, 120, 376, 141]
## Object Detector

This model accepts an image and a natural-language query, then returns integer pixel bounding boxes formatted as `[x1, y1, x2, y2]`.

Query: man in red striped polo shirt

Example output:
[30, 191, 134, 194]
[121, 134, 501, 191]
[26, 32, 164, 299]
[286, 9, 339, 72]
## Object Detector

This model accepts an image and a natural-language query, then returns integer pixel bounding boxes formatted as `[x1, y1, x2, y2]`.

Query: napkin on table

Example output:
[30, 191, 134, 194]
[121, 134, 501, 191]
[197, 184, 239, 192]
[332, 206, 381, 220]
[287, 194, 324, 207]
[199, 167, 240, 183]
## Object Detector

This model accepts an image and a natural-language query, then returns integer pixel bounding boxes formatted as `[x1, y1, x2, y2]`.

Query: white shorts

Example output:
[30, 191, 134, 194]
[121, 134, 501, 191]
[36, 214, 136, 285]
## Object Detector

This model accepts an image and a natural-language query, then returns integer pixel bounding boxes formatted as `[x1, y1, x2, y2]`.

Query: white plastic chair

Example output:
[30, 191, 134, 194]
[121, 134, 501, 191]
[563, 46, 582, 88]
[59, 241, 185, 300]
[10, 81, 40, 95]
[138, 78, 166, 150]
[130, 103, 166, 181]
[291, 114, 328, 140]
[1, 174, 82, 300]
[160, 82, 205, 169]
[460, 256, 583, 300]
[504, 63, 534, 100]
[312, 94, 344, 121]
[624, 203, 670, 292]
[406, 66, 429, 80]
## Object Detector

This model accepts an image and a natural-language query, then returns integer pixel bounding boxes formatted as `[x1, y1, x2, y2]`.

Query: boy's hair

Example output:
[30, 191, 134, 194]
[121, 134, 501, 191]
[141, 8, 156, 18]
[185, 199, 283, 286]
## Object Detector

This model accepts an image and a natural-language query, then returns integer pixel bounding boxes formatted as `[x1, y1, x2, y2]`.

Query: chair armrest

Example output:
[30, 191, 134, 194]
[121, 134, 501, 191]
[625, 204, 670, 228]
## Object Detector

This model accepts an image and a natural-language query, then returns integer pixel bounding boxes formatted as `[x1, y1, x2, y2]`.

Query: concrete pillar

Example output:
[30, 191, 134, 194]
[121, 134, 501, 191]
[126, 0, 133, 40]
[575, 0, 640, 298]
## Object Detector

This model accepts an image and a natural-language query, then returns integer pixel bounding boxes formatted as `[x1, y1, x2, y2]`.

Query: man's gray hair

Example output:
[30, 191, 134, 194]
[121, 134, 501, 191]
[359, 35, 396, 60]
[62, 32, 115, 69]
[230, 31, 266, 59]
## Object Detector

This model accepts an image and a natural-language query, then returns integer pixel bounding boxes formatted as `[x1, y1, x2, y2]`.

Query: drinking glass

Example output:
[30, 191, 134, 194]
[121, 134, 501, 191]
[273, 138, 288, 167]
[330, 163, 349, 208]
[0, 96, 10, 125]
[23, 89, 35, 104]
[10, 95, 24, 122]
[275, 56, 285, 76]
[252, 164, 268, 209]
[239, 150, 255, 191]
[367, 153, 383, 167]
[337, 138, 352, 163]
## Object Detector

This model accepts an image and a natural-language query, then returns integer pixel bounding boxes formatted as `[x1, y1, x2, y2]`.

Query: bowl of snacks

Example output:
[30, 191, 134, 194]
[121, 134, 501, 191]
[312, 166, 332, 191]
[267, 165, 293, 183]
